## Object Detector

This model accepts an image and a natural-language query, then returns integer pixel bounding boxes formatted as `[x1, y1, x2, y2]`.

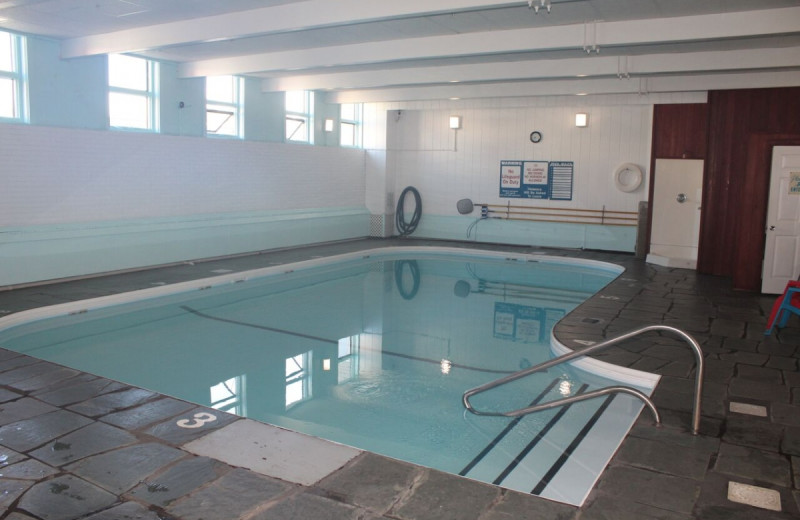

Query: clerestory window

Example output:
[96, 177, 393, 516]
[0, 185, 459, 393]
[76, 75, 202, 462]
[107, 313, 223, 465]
[0, 30, 27, 123]
[108, 53, 159, 131]
[340, 103, 362, 148]
[206, 75, 243, 138]
[285, 90, 314, 143]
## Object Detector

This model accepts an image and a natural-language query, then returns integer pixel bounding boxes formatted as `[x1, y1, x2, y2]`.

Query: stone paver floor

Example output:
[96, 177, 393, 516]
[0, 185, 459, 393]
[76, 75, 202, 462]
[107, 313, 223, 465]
[0, 238, 798, 519]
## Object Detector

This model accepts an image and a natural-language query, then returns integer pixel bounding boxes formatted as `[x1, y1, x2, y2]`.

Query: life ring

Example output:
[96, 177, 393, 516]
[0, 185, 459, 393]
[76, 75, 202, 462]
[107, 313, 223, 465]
[613, 163, 643, 193]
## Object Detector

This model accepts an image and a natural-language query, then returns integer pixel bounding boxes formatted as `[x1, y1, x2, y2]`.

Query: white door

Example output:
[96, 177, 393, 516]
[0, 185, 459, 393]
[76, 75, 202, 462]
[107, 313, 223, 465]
[762, 146, 800, 294]
[648, 159, 704, 269]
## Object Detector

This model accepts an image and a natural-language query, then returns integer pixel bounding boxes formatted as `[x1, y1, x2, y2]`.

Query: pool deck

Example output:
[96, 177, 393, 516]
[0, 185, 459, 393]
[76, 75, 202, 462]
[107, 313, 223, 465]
[0, 238, 798, 520]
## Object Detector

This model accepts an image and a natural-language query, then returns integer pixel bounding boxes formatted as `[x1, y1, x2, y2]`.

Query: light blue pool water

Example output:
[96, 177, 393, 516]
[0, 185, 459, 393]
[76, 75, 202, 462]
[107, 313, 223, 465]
[0, 248, 656, 505]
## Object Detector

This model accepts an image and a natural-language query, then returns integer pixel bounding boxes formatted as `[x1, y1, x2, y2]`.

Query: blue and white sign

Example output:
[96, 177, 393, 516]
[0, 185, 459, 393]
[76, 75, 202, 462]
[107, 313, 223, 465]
[499, 160, 574, 200]
[499, 160, 523, 197]
[548, 161, 574, 201]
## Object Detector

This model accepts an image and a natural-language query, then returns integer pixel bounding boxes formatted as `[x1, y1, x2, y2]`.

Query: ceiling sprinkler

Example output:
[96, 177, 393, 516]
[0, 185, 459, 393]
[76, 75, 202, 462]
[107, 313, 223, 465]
[529, 0, 551, 14]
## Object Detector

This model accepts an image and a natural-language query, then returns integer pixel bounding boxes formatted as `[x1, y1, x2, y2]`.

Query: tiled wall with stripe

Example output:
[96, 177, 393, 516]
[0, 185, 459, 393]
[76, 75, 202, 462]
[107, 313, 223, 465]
[0, 124, 369, 285]
[0, 124, 366, 226]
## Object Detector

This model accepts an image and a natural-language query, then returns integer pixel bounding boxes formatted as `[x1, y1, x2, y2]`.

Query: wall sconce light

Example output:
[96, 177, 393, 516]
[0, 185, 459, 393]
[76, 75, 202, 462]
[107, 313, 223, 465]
[575, 113, 588, 127]
[449, 115, 462, 130]
[324, 118, 334, 132]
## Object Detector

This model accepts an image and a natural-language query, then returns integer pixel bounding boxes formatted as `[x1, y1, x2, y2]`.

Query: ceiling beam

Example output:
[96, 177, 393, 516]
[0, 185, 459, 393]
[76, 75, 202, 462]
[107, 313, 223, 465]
[180, 7, 800, 78]
[60, 0, 525, 58]
[324, 71, 800, 103]
[261, 47, 800, 91]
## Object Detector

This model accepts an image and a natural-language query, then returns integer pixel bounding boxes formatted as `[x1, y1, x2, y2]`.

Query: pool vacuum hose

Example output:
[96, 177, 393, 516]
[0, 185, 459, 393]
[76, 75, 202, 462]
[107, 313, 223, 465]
[396, 186, 422, 236]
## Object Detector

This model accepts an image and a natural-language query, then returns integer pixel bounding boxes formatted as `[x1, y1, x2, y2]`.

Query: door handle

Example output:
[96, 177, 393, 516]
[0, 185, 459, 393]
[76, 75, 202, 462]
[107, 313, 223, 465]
[769, 225, 776, 231]
[676, 193, 687, 203]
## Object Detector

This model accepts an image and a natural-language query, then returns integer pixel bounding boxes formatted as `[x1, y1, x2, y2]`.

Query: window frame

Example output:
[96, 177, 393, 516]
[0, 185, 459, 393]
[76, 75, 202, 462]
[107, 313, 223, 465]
[285, 90, 314, 144]
[0, 30, 28, 123]
[339, 103, 363, 148]
[108, 53, 159, 132]
[205, 75, 244, 139]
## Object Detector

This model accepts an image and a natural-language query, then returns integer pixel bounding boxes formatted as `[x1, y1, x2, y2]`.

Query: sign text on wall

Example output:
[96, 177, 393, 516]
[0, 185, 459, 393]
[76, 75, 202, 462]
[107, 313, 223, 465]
[499, 160, 573, 200]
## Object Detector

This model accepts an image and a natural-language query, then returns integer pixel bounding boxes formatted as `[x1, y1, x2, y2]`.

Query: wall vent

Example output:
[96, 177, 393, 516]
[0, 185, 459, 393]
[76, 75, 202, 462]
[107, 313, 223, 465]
[369, 214, 384, 237]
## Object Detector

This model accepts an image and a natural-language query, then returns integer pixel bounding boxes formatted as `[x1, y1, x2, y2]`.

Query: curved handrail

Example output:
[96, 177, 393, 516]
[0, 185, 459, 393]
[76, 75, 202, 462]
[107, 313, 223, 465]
[462, 325, 704, 434]
[466, 385, 661, 424]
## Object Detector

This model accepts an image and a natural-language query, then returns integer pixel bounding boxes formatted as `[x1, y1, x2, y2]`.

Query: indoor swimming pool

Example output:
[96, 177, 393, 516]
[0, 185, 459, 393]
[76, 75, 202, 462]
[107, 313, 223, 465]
[0, 247, 659, 506]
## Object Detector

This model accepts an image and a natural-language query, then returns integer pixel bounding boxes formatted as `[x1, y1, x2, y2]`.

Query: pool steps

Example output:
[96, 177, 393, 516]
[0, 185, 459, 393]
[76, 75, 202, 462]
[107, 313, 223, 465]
[460, 324, 703, 504]
[463, 324, 704, 434]
[459, 377, 634, 504]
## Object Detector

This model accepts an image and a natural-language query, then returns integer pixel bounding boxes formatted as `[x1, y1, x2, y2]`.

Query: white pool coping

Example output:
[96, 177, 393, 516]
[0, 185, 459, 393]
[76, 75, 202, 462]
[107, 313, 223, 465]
[549, 334, 661, 390]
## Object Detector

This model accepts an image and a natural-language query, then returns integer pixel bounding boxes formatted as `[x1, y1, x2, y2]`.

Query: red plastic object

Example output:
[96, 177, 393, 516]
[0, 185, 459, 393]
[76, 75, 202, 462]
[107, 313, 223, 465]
[765, 280, 800, 335]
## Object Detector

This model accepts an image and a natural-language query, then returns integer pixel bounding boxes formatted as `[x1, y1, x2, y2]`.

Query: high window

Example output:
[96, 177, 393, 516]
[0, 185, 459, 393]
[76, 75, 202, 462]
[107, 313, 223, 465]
[340, 103, 362, 148]
[285, 90, 313, 143]
[108, 54, 158, 131]
[0, 30, 27, 122]
[206, 75, 243, 138]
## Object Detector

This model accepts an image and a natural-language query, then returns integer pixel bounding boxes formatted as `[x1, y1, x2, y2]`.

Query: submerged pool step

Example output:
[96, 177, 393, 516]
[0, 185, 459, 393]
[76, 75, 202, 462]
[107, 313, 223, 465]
[460, 378, 616, 502]
[536, 392, 644, 505]
[459, 378, 562, 479]
[507, 393, 614, 498]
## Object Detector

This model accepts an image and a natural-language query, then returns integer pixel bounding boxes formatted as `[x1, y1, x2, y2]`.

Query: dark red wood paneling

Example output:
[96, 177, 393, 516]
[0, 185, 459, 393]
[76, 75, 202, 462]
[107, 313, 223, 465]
[697, 87, 800, 288]
[652, 104, 708, 159]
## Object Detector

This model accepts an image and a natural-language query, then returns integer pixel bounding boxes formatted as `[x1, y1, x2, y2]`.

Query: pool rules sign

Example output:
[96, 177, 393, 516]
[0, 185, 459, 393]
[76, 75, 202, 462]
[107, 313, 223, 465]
[499, 160, 573, 200]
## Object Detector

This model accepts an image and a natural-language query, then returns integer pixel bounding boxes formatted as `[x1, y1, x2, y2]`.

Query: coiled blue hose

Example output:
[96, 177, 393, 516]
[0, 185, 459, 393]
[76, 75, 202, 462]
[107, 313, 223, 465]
[396, 186, 422, 236]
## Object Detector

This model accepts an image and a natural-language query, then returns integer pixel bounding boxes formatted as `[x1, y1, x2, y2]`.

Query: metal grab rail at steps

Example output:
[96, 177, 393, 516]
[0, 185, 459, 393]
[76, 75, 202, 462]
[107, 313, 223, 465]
[462, 325, 705, 435]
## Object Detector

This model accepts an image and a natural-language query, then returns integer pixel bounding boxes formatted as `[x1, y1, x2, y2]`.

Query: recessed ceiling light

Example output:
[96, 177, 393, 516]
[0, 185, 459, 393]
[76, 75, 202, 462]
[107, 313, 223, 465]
[576, 92, 588, 96]
[576, 74, 588, 77]
[449, 80, 460, 83]
[449, 97, 460, 100]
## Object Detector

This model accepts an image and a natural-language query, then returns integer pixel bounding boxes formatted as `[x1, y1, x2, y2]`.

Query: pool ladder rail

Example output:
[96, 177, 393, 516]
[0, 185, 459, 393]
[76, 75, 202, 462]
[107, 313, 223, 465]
[462, 325, 705, 435]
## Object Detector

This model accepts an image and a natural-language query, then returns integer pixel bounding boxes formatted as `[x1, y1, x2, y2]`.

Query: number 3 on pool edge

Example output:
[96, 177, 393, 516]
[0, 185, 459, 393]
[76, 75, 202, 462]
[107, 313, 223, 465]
[176, 412, 217, 429]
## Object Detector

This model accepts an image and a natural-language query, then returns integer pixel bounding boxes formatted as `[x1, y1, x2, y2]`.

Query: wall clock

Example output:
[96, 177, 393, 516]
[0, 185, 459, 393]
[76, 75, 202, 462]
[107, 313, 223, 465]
[529, 131, 542, 143]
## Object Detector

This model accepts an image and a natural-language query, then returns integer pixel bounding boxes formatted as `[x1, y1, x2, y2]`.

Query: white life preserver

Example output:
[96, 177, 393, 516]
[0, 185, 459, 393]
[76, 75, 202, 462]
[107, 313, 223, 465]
[613, 163, 643, 193]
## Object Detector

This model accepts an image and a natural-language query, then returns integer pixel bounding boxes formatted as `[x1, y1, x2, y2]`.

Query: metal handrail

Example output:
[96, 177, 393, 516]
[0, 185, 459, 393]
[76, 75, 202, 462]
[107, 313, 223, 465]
[466, 384, 661, 424]
[462, 325, 705, 434]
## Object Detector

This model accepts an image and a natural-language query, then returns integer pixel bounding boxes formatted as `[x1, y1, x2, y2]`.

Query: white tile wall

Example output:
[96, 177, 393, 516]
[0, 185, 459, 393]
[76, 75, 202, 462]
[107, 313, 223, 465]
[386, 105, 651, 216]
[0, 125, 367, 227]
[363, 92, 708, 220]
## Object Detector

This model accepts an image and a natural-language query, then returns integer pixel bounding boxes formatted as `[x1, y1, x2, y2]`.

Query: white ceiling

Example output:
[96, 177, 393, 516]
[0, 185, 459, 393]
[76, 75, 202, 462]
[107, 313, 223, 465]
[1, 0, 799, 102]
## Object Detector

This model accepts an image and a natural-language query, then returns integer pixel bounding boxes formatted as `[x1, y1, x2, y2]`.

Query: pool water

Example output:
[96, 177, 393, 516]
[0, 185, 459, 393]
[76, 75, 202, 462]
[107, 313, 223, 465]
[0, 249, 656, 505]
